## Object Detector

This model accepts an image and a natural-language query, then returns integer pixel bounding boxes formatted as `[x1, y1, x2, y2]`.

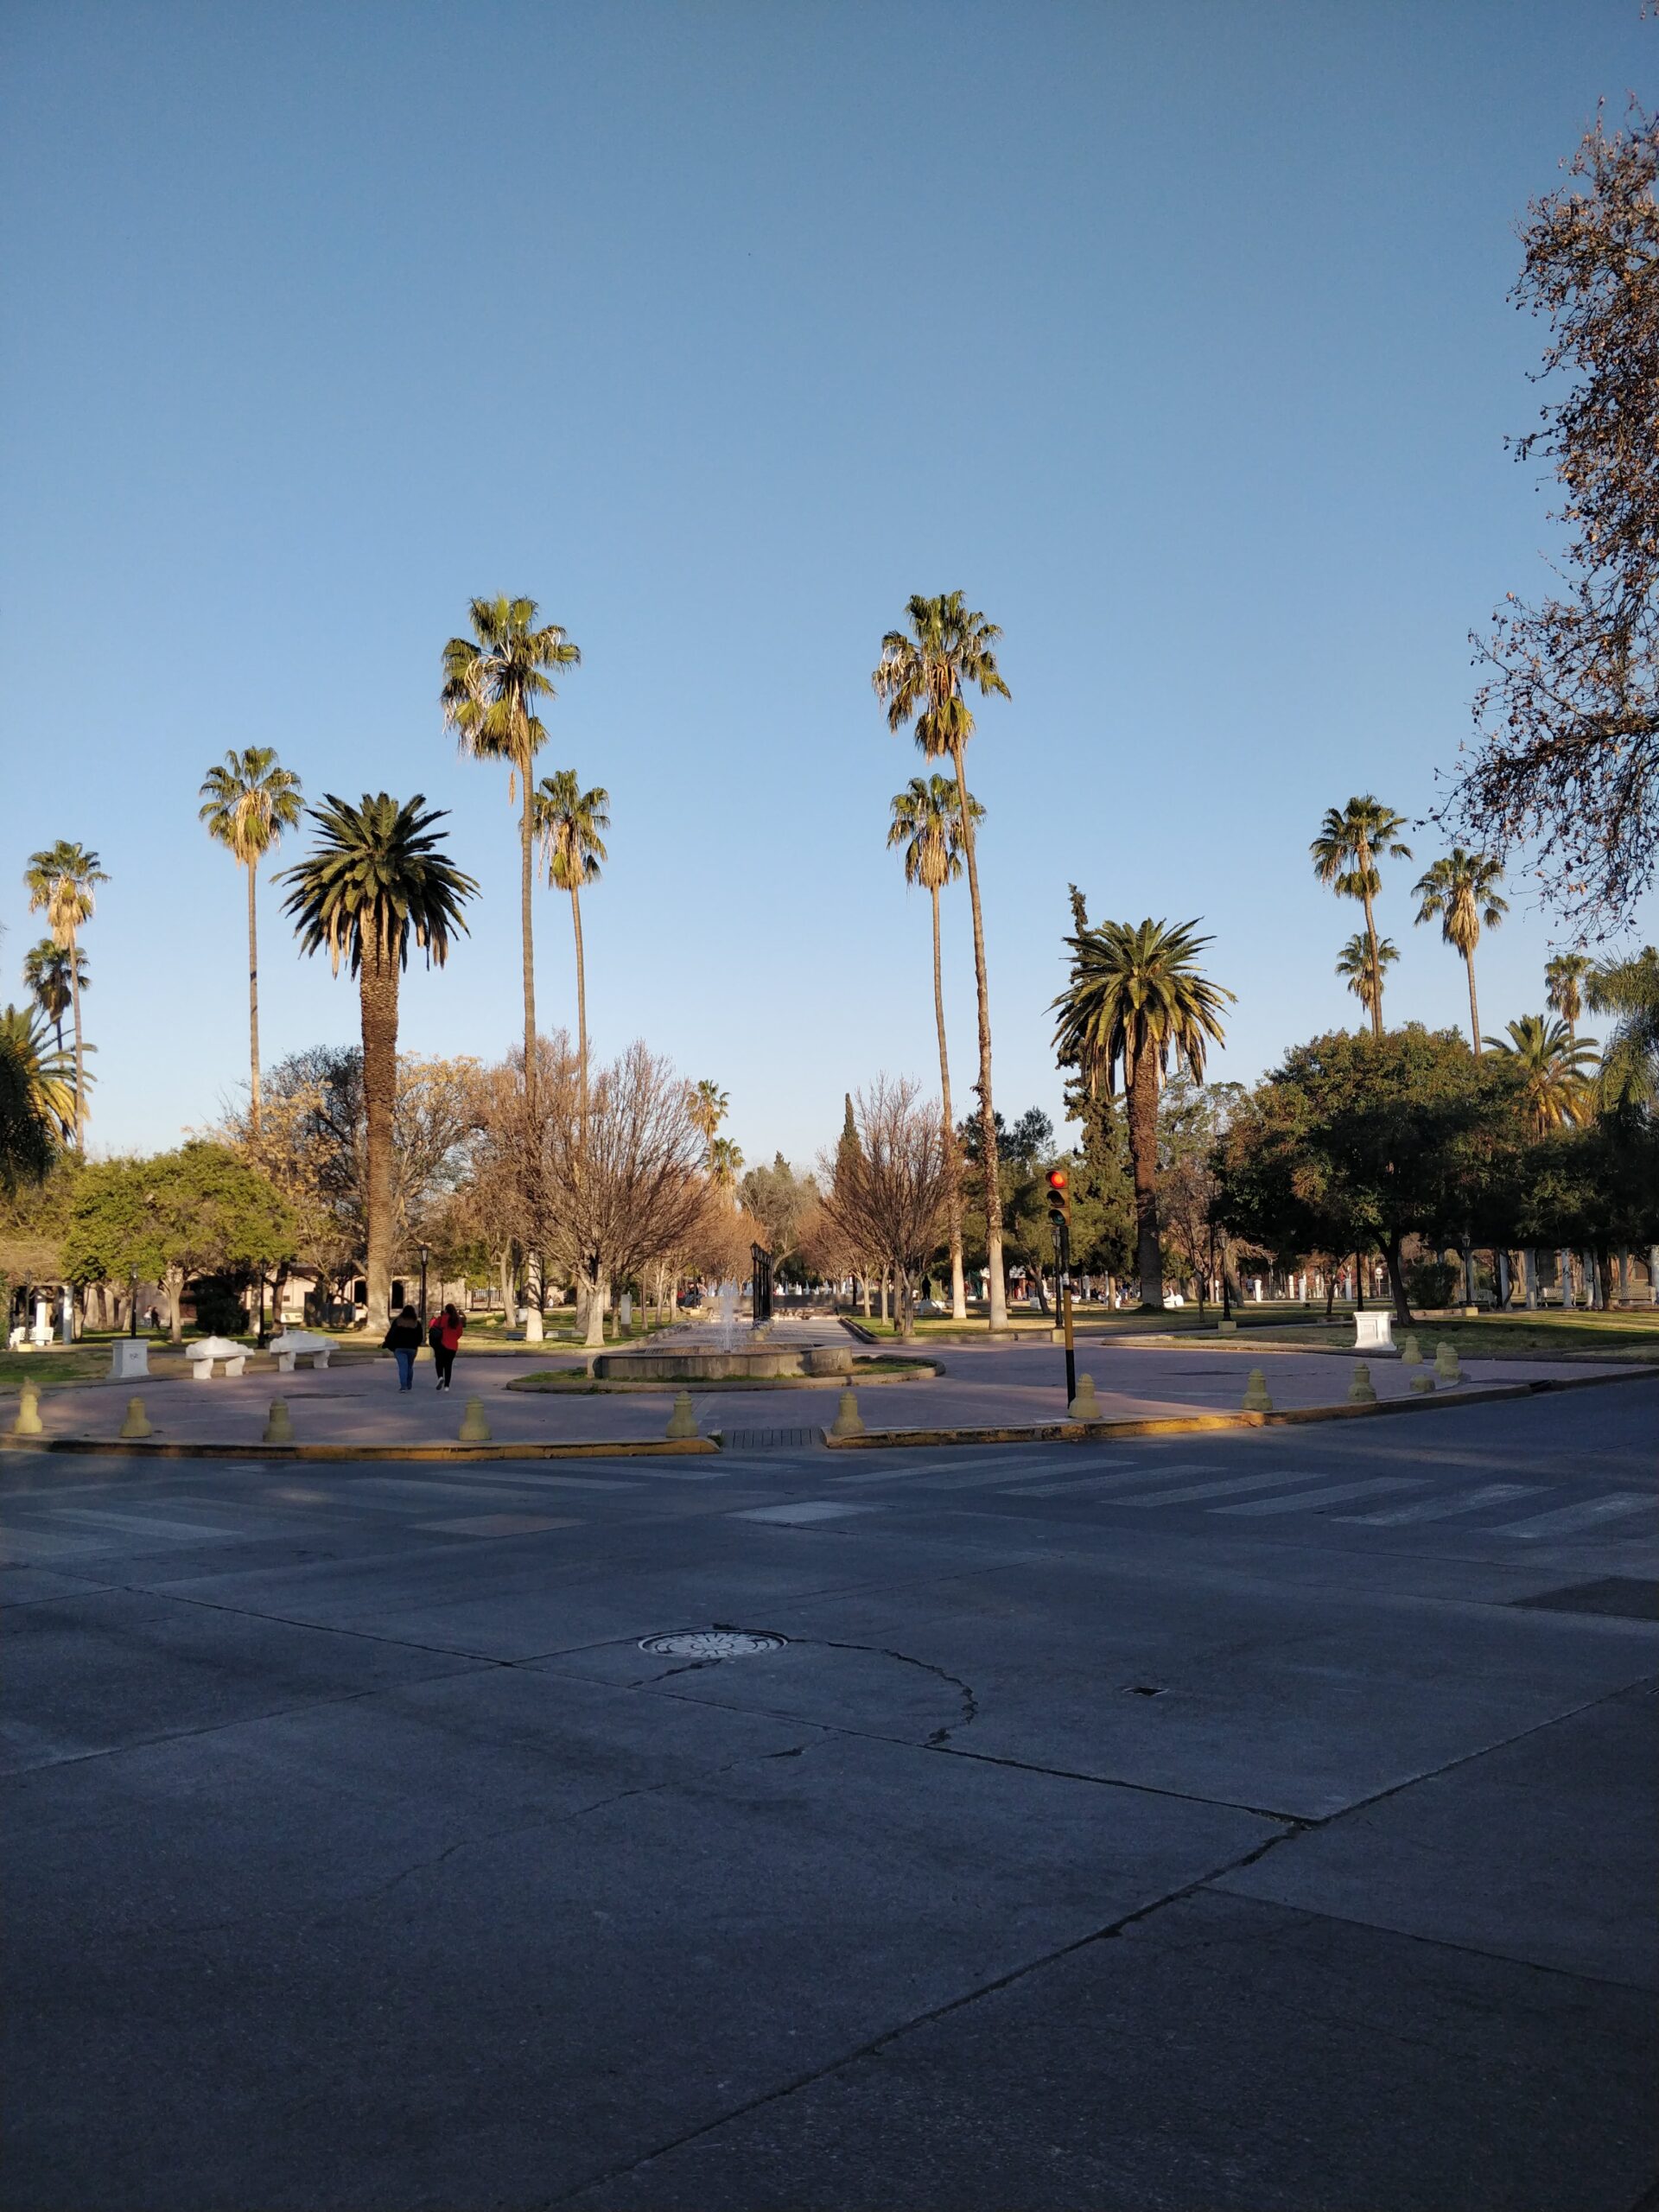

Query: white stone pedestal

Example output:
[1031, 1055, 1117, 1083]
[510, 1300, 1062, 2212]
[110, 1340, 149, 1380]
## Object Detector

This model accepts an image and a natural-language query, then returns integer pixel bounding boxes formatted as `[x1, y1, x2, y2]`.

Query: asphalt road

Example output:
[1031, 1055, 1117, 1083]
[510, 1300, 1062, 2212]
[4, 1382, 1657, 2211]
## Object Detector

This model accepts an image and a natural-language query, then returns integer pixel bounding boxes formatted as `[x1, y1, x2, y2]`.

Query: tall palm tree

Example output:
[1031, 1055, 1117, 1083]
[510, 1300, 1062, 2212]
[690, 1079, 728, 1167]
[1052, 918, 1233, 1308]
[199, 747, 304, 1133]
[441, 596, 580, 1098]
[888, 772, 983, 1321]
[1335, 931, 1399, 1027]
[0, 1020, 56, 1195]
[1545, 951, 1592, 1039]
[874, 592, 1012, 1327]
[1310, 798, 1412, 1039]
[1483, 1014, 1599, 1136]
[1588, 944, 1659, 1111]
[0, 1005, 80, 1144]
[279, 794, 476, 1332]
[23, 841, 106, 1149]
[534, 770, 609, 1128]
[1413, 849, 1508, 1055]
[709, 1136, 744, 1198]
[22, 938, 85, 1052]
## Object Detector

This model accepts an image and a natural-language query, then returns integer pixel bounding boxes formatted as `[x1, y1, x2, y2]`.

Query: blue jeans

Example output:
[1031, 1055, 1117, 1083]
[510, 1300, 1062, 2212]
[393, 1348, 416, 1390]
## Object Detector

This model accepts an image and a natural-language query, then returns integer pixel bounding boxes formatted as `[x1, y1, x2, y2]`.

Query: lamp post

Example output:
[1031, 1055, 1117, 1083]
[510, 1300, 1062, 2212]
[419, 1243, 430, 1324]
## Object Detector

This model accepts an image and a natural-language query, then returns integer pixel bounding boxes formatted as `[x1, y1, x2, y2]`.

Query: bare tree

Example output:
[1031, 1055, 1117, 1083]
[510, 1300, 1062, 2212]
[1446, 103, 1659, 927]
[817, 1077, 950, 1338]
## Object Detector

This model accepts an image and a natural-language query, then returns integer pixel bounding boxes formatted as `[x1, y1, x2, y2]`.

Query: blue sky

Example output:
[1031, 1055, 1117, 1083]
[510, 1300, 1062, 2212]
[3, 1, 1654, 1172]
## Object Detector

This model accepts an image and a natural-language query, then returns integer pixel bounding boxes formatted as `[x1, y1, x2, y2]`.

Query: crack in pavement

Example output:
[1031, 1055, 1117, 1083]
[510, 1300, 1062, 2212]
[809, 1637, 979, 1745]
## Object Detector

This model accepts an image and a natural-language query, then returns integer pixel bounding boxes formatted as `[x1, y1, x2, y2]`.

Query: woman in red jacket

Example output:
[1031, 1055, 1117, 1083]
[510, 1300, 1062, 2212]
[429, 1302, 465, 1393]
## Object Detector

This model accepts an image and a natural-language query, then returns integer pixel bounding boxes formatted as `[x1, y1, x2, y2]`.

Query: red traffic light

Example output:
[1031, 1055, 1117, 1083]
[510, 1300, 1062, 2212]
[1046, 1168, 1068, 1191]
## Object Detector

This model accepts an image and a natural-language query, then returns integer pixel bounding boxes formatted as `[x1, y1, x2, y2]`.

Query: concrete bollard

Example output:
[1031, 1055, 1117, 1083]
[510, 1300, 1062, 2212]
[830, 1387, 865, 1439]
[118, 1395, 153, 1440]
[458, 1395, 493, 1443]
[1400, 1333, 1421, 1366]
[1434, 1340, 1462, 1384]
[1349, 1363, 1377, 1405]
[263, 1397, 295, 1444]
[1068, 1373, 1102, 1421]
[664, 1390, 699, 1440]
[1411, 1373, 1436, 1395]
[12, 1380, 43, 1436]
[1243, 1369, 1273, 1414]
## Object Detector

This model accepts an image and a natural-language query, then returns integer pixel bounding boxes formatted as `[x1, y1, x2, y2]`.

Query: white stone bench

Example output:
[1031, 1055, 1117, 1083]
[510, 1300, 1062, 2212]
[1354, 1310, 1394, 1351]
[267, 1331, 334, 1374]
[188, 1336, 248, 1380]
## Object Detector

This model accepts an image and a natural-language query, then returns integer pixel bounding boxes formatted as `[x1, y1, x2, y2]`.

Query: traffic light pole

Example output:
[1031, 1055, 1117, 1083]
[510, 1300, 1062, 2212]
[1058, 1219, 1076, 1407]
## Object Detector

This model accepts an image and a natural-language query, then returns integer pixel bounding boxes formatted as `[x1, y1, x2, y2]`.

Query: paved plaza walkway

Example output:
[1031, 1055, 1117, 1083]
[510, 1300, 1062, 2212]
[5, 1313, 1646, 1451]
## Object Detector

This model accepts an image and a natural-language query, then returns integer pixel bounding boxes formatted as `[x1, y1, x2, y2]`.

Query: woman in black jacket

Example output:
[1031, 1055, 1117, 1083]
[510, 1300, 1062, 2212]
[383, 1306, 423, 1392]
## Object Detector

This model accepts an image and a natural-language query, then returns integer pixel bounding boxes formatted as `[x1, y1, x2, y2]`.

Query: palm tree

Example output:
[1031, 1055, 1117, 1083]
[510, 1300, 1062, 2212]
[0, 1005, 79, 1145]
[279, 794, 477, 1332]
[709, 1136, 744, 1198]
[1413, 849, 1508, 1054]
[22, 938, 85, 1052]
[874, 593, 1012, 1327]
[888, 773, 983, 1321]
[1335, 931, 1399, 1026]
[441, 597, 580, 1099]
[1545, 951, 1592, 1039]
[23, 841, 106, 1149]
[0, 1021, 56, 1195]
[1483, 1014, 1599, 1135]
[1588, 944, 1659, 1111]
[1052, 918, 1233, 1308]
[1310, 798, 1412, 1039]
[690, 1080, 728, 1167]
[534, 770, 609, 1128]
[199, 747, 304, 1134]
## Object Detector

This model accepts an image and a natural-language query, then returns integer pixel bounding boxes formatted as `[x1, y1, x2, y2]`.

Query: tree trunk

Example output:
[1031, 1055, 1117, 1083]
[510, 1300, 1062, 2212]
[950, 734, 1006, 1329]
[358, 944, 399, 1337]
[519, 766, 545, 1344]
[1360, 867, 1383, 1039]
[583, 1269, 608, 1350]
[165, 1264, 184, 1344]
[929, 886, 967, 1321]
[571, 886, 588, 1133]
[68, 924, 86, 1148]
[1128, 1052, 1163, 1307]
[1465, 950, 1482, 1057]
[858, 1273, 870, 1318]
[247, 860, 262, 1133]
[1382, 1236, 1411, 1322]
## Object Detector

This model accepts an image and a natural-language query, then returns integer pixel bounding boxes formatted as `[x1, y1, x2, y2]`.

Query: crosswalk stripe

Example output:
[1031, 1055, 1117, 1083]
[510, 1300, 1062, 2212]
[1212, 1478, 1428, 1517]
[1117, 1469, 1348, 1509]
[1338, 1483, 1542, 1526]
[1491, 1493, 1656, 1540]
[830, 1456, 1020, 1488]
[48, 1507, 246, 1540]
[1007, 1464, 1211, 1499]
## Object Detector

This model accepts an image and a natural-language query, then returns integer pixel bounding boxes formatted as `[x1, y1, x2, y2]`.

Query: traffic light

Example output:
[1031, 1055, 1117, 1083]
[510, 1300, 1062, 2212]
[1046, 1166, 1071, 1228]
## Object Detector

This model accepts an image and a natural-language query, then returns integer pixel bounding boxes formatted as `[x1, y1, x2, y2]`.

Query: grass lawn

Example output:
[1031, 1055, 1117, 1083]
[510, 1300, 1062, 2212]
[1238, 1310, 1659, 1362]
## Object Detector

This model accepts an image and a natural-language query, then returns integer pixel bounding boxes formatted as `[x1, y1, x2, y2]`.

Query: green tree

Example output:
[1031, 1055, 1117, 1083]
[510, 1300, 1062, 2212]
[1052, 917, 1233, 1308]
[874, 592, 1012, 1328]
[0, 1021, 58, 1196]
[63, 1143, 293, 1342]
[709, 1136, 744, 1197]
[1310, 798, 1412, 1039]
[199, 747, 304, 1134]
[738, 1154, 817, 1281]
[534, 769, 609, 1129]
[1483, 1014, 1599, 1135]
[1588, 943, 1659, 1111]
[441, 596, 580, 1103]
[1413, 849, 1508, 1054]
[23, 840, 106, 1148]
[1545, 950, 1593, 1039]
[22, 938, 85, 1052]
[888, 772, 983, 1321]
[279, 794, 477, 1332]
[1335, 931, 1398, 1026]
[0, 1007, 79, 1143]
[690, 1080, 728, 1167]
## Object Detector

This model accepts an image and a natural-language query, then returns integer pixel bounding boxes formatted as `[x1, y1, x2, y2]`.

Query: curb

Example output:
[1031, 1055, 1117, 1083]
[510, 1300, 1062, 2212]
[821, 1364, 1659, 1450]
[0, 1435, 721, 1463]
[505, 1363, 938, 1395]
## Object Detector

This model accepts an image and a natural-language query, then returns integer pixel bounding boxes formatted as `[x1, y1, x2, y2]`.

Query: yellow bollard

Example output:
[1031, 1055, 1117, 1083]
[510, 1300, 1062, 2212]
[1068, 1373, 1102, 1421]
[664, 1391, 699, 1441]
[12, 1380, 43, 1436]
[830, 1387, 865, 1439]
[1400, 1333, 1421, 1366]
[1349, 1363, 1377, 1404]
[263, 1397, 295, 1444]
[1411, 1373, 1436, 1395]
[1434, 1340, 1462, 1384]
[458, 1395, 492, 1443]
[1243, 1369, 1273, 1414]
[118, 1395, 152, 1440]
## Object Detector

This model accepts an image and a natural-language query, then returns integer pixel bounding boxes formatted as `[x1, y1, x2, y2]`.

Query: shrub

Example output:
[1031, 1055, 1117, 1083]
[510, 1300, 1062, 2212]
[1405, 1258, 1460, 1310]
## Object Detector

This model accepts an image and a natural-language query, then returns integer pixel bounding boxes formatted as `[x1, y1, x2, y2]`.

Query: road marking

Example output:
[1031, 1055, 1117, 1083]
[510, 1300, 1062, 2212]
[417, 1514, 582, 1536]
[1116, 1470, 1347, 1508]
[1491, 1493, 1656, 1540]
[1007, 1465, 1211, 1499]
[1338, 1483, 1543, 1526]
[354, 1472, 636, 1497]
[731, 1501, 881, 1524]
[1212, 1478, 1428, 1517]
[48, 1507, 246, 1540]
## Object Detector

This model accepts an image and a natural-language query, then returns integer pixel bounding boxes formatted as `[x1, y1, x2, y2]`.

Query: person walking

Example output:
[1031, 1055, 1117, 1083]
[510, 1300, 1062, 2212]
[431, 1301, 465, 1393]
[383, 1305, 423, 1391]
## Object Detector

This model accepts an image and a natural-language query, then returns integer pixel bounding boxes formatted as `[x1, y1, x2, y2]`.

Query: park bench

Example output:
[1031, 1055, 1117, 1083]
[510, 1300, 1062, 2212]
[266, 1330, 334, 1374]
[187, 1336, 248, 1380]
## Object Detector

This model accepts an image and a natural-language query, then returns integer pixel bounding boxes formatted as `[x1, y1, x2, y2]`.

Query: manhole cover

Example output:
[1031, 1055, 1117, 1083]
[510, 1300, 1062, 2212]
[638, 1629, 787, 1658]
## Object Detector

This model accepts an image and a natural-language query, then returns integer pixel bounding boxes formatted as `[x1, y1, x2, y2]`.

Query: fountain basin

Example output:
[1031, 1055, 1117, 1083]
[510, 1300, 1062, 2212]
[592, 1348, 807, 1381]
